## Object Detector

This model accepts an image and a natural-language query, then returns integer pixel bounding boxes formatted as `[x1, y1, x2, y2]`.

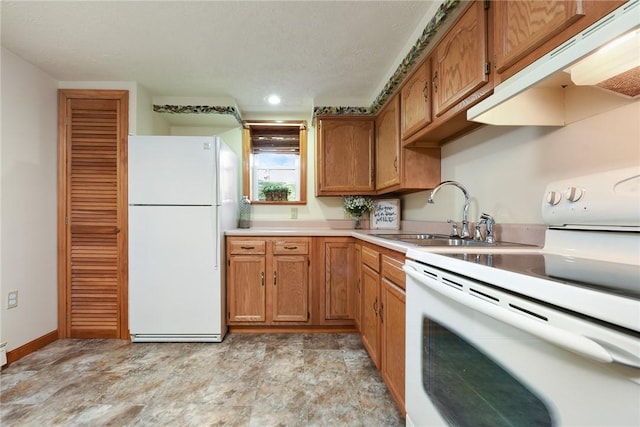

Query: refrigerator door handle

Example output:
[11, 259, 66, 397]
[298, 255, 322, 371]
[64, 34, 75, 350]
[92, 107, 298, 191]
[213, 208, 219, 270]
[213, 138, 221, 270]
[214, 137, 221, 205]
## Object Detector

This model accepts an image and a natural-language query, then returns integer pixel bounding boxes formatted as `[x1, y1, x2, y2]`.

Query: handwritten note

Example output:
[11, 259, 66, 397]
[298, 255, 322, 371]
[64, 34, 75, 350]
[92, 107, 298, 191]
[371, 199, 400, 230]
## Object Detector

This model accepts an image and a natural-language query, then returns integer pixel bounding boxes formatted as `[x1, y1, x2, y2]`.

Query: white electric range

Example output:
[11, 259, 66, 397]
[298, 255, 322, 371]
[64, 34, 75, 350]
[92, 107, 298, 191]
[404, 167, 640, 427]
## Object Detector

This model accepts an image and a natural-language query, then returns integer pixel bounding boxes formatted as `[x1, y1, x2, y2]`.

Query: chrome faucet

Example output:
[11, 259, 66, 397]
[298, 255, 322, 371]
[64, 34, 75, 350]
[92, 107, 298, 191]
[428, 181, 471, 239]
[480, 212, 495, 244]
[447, 219, 459, 237]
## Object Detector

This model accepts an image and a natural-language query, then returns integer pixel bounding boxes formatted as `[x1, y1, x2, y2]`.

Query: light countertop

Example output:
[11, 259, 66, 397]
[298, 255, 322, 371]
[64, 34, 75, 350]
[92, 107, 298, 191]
[226, 227, 413, 253]
[225, 227, 542, 254]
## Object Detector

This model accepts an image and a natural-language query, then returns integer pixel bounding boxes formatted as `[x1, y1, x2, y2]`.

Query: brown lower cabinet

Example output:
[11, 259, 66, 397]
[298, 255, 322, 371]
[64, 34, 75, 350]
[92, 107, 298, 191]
[227, 237, 310, 325]
[358, 244, 406, 414]
[227, 236, 357, 329]
[361, 246, 382, 368]
[380, 254, 406, 415]
[226, 235, 405, 414]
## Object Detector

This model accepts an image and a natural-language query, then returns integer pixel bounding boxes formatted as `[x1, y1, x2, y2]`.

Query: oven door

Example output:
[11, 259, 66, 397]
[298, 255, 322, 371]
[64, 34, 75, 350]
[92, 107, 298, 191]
[404, 260, 640, 427]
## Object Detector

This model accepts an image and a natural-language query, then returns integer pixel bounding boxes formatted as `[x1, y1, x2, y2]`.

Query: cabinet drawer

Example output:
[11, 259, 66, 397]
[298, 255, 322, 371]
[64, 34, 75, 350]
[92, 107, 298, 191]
[382, 255, 405, 290]
[362, 246, 380, 272]
[273, 239, 309, 255]
[228, 239, 266, 255]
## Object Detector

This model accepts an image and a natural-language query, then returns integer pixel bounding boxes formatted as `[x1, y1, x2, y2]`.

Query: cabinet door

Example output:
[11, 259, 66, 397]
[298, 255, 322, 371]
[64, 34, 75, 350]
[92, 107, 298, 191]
[324, 241, 355, 320]
[353, 244, 362, 331]
[494, 1, 584, 73]
[381, 278, 406, 414]
[316, 118, 375, 195]
[361, 264, 381, 369]
[272, 255, 309, 322]
[375, 94, 401, 191]
[227, 255, 266, 322]
[433, 1, 488, 117]
[401, 60, 432, 140]
[60, 90, 129, 339]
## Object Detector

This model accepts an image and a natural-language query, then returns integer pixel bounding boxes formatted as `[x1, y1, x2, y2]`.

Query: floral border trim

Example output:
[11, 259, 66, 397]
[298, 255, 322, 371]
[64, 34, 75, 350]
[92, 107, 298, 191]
[313, 106, 372, 116]
[314, 0, 460, 118]
[153, 104, 243, 124]
[369, 0, 460, 114]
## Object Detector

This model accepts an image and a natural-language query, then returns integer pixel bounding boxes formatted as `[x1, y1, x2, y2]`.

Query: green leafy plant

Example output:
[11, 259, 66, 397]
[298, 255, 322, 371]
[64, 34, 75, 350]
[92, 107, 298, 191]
[263, 183, 291, 201]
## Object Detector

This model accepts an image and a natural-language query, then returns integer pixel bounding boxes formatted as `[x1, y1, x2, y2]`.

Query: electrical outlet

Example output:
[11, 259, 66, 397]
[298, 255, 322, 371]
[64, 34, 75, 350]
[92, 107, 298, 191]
[290, 207, 298, 219]
[7, 291, 18, 309]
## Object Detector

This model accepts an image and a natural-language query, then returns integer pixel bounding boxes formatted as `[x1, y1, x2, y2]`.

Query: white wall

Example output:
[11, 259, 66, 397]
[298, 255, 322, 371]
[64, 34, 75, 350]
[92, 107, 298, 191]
[1, 47, 59, 352]
[136, 84, 154, 135]
[402, 101, 640, 225]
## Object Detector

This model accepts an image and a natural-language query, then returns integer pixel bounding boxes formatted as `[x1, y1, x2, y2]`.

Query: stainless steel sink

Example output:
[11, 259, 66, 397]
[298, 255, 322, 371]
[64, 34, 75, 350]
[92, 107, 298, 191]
[372, 233, 526, 247]
[372, 233, 450, 240]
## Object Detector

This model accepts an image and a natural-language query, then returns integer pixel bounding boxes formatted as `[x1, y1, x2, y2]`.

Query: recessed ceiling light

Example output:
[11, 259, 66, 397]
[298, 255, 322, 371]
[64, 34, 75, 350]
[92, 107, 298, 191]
[267, 94, 281, 105]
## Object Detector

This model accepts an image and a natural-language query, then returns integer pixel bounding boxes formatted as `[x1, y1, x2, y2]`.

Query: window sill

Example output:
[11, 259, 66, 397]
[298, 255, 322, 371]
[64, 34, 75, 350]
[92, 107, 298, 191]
[250, 200, 307, 205]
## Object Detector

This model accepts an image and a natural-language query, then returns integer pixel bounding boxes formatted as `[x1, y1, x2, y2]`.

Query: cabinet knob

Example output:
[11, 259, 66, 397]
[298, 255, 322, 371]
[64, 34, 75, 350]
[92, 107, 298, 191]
[422, 81, 429, 102]
[261, 272, 265, 286]
[432, 71, 439, 94]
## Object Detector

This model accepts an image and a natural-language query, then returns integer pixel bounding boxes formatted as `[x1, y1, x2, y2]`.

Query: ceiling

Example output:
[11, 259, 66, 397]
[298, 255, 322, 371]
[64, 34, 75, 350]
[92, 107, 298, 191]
[1, 0, 442, 126]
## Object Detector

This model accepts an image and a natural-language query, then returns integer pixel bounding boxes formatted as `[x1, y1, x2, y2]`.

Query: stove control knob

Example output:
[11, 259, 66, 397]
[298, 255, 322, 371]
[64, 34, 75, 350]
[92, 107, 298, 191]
[565, 186, 584, 203]
[546, 190, 562, 205]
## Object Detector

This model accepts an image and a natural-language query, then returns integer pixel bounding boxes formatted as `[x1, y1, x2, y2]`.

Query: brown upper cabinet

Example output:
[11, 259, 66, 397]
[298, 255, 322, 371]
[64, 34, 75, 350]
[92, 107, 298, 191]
[493, 1, 585, 74]
[376, 94, 441, 194]
[401, 0, 492, 146]
[432, 0, 490, 118]
[376, 95, 402, 191]
[315, 117, 376, 196]
[492, 0, 627, 84]
[400, 60, 432, 140]
[314, 1, 626, 188]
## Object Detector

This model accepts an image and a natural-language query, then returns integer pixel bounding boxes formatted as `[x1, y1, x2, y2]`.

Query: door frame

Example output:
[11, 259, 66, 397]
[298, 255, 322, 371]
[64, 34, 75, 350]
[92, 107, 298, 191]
[57, 89, 129, 339]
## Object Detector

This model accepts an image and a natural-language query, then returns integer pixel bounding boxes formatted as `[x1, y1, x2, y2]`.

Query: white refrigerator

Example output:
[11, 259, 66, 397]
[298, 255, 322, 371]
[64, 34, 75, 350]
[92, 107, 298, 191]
[128, 135, 238, 342]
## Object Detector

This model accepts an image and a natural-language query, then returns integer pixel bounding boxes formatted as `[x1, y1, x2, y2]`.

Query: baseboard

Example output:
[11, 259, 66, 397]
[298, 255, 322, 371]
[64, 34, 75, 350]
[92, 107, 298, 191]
[3, 330, 58, 368]
[229, 325, 358, 334]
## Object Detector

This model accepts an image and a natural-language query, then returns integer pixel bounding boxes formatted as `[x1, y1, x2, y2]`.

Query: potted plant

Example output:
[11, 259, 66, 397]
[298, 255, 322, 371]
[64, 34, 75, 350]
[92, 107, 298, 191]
[263, 183, 291, 201]
[343, 196, 374, 229]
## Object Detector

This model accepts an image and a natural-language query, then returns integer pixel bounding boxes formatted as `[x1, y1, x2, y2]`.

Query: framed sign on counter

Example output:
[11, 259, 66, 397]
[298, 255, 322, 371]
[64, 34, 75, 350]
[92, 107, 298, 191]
[370, 199, 400, 230]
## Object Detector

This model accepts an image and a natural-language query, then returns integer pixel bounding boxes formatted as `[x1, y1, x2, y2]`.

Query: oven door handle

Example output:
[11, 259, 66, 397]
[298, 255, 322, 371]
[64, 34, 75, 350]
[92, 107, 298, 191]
[405, 267, 627, 366]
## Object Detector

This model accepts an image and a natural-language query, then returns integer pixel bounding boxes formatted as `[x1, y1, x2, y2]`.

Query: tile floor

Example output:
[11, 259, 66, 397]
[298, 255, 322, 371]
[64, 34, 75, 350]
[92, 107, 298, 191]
[1, 333, 404, 426]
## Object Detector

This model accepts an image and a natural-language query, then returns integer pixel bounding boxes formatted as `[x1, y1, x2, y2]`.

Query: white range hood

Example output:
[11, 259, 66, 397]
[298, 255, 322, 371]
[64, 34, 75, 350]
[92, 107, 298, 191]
[468, 0, 640, 126]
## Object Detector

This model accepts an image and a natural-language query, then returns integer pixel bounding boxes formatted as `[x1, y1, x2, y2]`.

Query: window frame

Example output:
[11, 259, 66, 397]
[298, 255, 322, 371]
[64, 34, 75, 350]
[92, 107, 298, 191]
[242, 120, 307, 205]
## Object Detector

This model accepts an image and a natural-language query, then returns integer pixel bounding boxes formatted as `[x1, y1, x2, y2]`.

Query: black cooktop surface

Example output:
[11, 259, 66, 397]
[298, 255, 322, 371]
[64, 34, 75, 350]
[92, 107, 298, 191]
[440, 252, 640, 300]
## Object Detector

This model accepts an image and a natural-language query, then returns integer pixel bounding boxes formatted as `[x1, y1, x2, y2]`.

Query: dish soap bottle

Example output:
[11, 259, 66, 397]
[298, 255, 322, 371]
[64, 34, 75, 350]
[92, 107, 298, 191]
[239, 195, 252, 229]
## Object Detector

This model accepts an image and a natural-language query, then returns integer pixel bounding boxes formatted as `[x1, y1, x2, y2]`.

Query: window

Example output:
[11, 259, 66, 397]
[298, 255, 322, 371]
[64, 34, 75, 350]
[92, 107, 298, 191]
[242, 120, 307, 204]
